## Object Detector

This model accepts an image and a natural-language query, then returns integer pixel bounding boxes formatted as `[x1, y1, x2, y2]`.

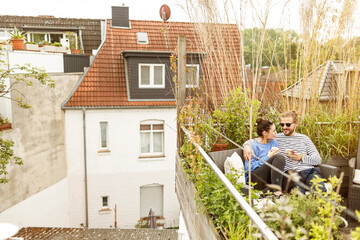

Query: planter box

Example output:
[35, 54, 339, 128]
[175, 155, 221, 240]
[25, 44, 40, 51]
[1, 44, 13, 51]
[53, 46, 67, 53]
[0, 123, 12, 131]
[42, 45, 56, 52]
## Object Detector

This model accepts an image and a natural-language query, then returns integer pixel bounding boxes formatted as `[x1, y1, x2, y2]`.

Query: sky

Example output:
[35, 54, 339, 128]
[0, 0, 359, 35]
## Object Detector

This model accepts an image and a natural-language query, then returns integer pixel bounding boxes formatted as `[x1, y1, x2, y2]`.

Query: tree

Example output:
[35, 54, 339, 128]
[243, 28, 299, 68]
[0, 50, 54, 183]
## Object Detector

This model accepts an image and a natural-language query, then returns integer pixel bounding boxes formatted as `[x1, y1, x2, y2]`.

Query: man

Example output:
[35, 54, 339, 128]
[243, 111, 326, 193]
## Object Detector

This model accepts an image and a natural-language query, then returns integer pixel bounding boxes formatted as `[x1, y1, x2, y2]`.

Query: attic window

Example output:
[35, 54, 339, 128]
[137, 32, 149, 44]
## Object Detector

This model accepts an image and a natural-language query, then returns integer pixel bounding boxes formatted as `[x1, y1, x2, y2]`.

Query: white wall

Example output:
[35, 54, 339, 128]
[65, 108, 179, 228]
[0, 178, 69, 228]
[8, 51, 64, 73]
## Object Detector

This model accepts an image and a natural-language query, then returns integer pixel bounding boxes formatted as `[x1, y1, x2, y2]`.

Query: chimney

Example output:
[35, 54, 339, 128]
[111, 6, 130, 28]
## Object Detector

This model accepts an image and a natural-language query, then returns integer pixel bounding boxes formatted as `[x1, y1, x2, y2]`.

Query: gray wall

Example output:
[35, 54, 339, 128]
[0, 73, 81, 212]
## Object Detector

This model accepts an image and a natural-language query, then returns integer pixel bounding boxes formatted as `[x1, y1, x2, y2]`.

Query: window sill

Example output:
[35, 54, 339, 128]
[99, 208, 111, 214]
[138, 155, 166, 161]
[98, 149, 110, 154]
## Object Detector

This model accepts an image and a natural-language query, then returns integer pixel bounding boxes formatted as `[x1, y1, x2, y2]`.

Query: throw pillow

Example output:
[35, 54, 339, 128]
[224, 152, 245, 184]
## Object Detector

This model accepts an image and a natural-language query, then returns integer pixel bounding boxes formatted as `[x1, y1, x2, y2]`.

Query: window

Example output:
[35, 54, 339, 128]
[26, 31, 78, 45]
[140, 184, 163, 218]
[186, 64, 199, 88]
[139, 64, 165, 88]
[102, 196, 109, 208]
[100, 122, 108, 149]
[140, 120, 164, 156]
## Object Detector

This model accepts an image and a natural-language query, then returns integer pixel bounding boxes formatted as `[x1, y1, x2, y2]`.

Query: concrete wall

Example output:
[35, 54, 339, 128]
[65, 108, 180, 228]
[8, 51, 64, 73]
[0, 73, 81, 212]
[0, 178, 69, 228]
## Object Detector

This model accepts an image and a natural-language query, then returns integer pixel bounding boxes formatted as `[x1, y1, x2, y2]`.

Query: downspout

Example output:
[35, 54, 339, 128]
[82, 107, 89, 227]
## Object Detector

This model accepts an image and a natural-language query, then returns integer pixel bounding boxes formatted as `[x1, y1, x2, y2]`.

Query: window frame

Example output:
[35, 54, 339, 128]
[99, 121, 109, 151]
[101, 196, 109, 208]
[139, 120, 164, 157]
[185, 64, 200, 88]
[138, 64, 165, 89]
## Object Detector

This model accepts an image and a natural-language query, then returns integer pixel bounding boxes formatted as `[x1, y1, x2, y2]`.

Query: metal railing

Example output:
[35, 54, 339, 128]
[181, 126, 278, 240]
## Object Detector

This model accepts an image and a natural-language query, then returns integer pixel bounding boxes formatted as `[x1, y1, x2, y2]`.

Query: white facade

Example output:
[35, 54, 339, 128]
[65, 108, 179, 228]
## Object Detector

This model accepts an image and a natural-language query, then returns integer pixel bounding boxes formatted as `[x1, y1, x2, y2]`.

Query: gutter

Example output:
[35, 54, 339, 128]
[82, 108, 89, 228]
[61, 105, 176, 110]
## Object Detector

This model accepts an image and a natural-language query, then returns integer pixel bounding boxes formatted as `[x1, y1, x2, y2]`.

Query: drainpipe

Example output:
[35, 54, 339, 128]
[82, 108, 89, 227]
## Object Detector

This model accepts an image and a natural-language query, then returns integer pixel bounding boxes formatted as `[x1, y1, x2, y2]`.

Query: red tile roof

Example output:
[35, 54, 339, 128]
[64, 20, 241, 108]
[13, 227, 178, 239]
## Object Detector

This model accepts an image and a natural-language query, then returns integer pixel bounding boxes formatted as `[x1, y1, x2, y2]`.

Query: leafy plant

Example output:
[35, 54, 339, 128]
[350, 211, 360, 239]
[10, 27, 26, 40]
[213, 88, 261, 147]
[53, 42, 62, 47]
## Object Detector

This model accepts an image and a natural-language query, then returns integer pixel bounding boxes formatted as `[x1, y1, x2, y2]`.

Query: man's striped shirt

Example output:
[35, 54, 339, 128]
[244, 133, 321, 172]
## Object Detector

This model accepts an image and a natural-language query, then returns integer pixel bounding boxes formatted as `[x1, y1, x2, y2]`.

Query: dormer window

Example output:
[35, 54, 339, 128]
[137, 32, 149, 44]
[139, 64, 165, 88]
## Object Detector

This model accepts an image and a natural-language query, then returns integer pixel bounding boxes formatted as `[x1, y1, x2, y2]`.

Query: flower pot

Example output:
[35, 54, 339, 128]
[211, 142, 229, 152]
[71, 49, 81, 54]
[0, 123, 12, 131]
[11, 39, 24, 50]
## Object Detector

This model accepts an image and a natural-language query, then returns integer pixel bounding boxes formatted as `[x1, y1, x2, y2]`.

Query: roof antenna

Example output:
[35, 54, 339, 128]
[159, 4, 171, 22]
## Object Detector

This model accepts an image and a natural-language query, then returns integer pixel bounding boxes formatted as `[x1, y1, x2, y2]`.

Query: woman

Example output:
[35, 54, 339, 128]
[244, 118, 285, 194]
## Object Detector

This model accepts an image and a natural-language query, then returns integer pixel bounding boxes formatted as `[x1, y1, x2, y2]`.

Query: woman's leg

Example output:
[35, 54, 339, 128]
[252, 154, 285, 191]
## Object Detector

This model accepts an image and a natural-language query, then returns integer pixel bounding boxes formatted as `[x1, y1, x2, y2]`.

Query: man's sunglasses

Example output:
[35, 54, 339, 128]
[279, 123, 293, 127]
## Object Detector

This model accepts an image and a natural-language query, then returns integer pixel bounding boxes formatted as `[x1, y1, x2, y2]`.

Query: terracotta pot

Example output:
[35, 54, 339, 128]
[0, 123, 12, 131]
[11, 39, 24, 50]
[71, 49, 81, 54]
[211, 142, 229, 152]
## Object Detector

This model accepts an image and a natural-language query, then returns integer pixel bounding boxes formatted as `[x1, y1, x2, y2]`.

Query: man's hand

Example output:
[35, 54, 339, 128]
[286, 149, 303, 161]
[243, 144, 254, 161]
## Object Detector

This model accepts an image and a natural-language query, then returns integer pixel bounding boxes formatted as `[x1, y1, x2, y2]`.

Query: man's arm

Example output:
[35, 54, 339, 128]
[242, 139, 255, 161]
[302, 136, 321, 165]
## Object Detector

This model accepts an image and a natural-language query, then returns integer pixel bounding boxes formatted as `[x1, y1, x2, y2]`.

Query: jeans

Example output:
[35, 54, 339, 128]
[282, 167, 326, 194]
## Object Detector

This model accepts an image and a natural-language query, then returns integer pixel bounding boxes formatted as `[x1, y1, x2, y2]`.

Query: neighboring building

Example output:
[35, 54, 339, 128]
[62, 6, 242, 229]
[0, 15, 104, 226]
[283, 60, 360, 102]
[0, 15, 104, 55]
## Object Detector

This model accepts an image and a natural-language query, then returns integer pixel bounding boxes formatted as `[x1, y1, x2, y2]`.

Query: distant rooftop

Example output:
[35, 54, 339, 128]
[13, 227, 178, 240]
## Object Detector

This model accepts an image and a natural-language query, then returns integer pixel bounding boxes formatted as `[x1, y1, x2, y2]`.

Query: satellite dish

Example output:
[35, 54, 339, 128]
[159, 4, 171, 21]
[0, 222, 19, 240]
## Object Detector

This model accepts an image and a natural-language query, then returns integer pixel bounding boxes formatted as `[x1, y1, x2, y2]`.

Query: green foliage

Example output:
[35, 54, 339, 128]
[39, 40, 52, 46]
[213, 88, 261, 147]
[179, 135, 258, 239]
[0, 52, 54, 183]
[243, 28, 299, 67]
[350, 211, 360, 240]
[10, 27, 26, 40]
[0, 138, 23, 183]
[53, 42, 62, 47]
[297, 106, 360, 160]
[259, 176, 344, 239]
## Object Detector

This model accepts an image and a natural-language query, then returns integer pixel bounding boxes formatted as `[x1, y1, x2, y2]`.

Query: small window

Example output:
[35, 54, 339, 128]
[100, 122, 108, 149]
[140, 120, 164, 156]
[139, 64, 165, 88]
[137, 32, 149, 44]
[102, 196, 109, 208]
[186, 64, 199, 88]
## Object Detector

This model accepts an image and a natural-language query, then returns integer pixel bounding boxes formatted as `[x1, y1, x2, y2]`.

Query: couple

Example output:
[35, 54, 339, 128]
[244, 111, 326, 194]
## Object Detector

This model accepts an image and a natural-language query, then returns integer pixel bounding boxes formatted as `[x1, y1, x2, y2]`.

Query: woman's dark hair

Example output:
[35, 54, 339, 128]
[256, 118, 274, 137]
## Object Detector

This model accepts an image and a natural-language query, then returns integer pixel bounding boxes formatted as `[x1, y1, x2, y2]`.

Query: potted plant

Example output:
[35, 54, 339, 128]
[41, 41, 56, 52]
[10, 27, 26, 50]
[52, 41, 67, 53]
[0, 115, 11, 131]
[24, 42, 40, 51]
